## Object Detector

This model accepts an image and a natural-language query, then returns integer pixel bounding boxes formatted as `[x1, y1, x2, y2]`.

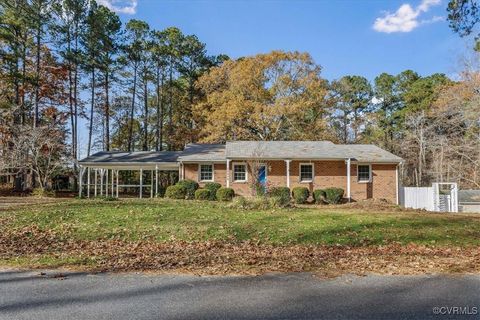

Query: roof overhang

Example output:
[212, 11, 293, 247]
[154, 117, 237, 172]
[178, 160, 226, 163]
[225, 157, 402, 163]
[78, 162, 179, 170]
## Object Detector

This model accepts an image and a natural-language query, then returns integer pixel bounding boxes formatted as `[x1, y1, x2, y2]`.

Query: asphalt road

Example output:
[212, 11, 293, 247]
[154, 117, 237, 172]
[0, 269, 479, 320]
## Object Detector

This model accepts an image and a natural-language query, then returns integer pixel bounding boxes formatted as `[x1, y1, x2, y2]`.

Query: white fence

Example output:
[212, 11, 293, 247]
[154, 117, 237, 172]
[400, 187, 434, 211]
[400, 183, 458, 213]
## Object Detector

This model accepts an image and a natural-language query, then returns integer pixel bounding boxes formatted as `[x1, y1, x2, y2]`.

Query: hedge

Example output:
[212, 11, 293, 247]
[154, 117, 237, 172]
[216, 187, 235, 201]
[292, 187, 309, 204]
[165, 185, 186, 199]
[176, 179, 199, 199]
[194, 189, 211, 200]
[324, 187, 344, 204]
[269, 186, 290, 199]
[204, 182, 221, 200]
[268, 186, 291, 207]
[313, 189, 327, 204]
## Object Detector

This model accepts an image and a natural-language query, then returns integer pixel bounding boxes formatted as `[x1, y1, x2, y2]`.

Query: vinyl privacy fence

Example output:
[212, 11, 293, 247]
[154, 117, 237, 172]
[400, 183, 458, 212]
[400, 187, 434, 211]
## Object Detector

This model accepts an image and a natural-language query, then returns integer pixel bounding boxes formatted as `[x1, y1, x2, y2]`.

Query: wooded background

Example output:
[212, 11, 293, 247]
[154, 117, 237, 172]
[0, 0, 478, 190]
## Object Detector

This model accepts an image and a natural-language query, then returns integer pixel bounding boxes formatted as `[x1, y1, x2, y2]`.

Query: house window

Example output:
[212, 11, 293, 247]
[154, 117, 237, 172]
[299, 163, 314, 182]
[357, 164, 371, 182]
[199, 164, 213, 181]
[233, 163, 247, 182]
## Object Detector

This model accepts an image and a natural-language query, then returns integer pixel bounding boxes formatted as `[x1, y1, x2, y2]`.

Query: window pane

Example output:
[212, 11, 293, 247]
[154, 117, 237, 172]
[233, 164, 246, 181]
[200, 164, 213, 181]
[358, 165, 370, 182]
[300, 164, 313, 182]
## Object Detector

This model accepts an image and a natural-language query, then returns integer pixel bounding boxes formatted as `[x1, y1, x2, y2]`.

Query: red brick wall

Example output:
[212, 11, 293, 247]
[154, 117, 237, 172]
[183, 161, 398, 202]
[183, 163, 226, 187]
[372, 164, 398, 202]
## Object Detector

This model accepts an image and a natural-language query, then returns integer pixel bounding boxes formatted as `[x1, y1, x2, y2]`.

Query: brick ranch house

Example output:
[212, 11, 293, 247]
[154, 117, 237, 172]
[78, 141, 403, 203]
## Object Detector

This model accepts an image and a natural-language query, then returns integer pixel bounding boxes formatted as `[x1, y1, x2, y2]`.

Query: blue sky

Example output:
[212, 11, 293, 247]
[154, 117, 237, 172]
[99, 0, 468, 81]
[80, 0, 469, 157]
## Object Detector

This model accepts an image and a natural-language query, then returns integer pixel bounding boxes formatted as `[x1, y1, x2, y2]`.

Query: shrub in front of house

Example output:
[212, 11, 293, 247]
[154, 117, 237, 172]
[324, 187, 344, 204]
[194, 189, 211, 200]
[216, 187, 235, 201]
[292, 187, 309, 204]
[313, 189, 327, 204]
[165, 185, 186, 199]
[269, 186, 290, 199]
[204, 182, 221, 200]
[268, 186, 291, 207]
[176, 179, 199, 199]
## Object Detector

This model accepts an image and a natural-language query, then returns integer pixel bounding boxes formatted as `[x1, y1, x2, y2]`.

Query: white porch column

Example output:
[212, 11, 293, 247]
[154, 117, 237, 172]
[139, 169, 143, 198]
[155, 165, 158, 197]
[396, 164, 399, 205]
[100, 169, 104, 196]
[87, 167, 91, 198]
[116, 170, 119, 198]
[346, 158, 351, 202]
[150, 170, 154, 198]
[285, 160, 291, 188]
[226, 159, 231, 188]
[111, 169, 114, 196]
[105, 169, 109, 197]
[94, 169, 98, 197]
[78, 166, 83, 198]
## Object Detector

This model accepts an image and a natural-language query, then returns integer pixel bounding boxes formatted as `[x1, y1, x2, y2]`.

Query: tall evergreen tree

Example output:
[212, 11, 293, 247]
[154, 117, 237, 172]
[160, 27, 183, 150]
[96, 5, 121, 151]
[151, 30, 167, 151]
[52, 0, 88, 161]
[122, 19, 149, 151]
[330, 76, 372, 143]
[81, 1, 102, 156]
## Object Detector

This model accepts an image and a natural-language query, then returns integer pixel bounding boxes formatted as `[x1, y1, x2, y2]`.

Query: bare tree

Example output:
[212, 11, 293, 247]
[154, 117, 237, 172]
[1, 125, 67, 191]
[402, 111, 431, 187]
[246, 143, 267, 196]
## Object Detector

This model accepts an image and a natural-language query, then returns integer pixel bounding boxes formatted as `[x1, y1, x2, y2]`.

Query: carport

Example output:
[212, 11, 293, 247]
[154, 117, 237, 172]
[78, 151, 181, 198]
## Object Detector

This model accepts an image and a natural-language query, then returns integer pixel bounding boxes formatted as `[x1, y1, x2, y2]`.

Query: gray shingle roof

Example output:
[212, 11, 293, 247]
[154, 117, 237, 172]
[338, 145, 403, 163]
[79, 141, 403, 164]
[177, 144, 226, 162]
[79, 151, 181, 164]
[226, 141, 402, 163]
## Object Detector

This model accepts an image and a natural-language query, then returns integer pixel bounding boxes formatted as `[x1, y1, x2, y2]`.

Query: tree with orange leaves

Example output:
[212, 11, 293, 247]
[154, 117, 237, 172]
[194, 51, 332, 142]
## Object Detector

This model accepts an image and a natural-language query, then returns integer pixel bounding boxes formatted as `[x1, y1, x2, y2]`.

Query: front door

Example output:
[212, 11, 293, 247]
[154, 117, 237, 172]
[257, 165, 267, 193]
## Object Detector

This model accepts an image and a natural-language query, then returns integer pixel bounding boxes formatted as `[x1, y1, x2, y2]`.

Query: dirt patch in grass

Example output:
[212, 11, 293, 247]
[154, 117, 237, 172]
[1, 225, 479, 276]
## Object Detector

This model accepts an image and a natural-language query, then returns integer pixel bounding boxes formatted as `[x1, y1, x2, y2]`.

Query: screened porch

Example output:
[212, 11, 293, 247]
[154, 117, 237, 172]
[78, 151, 181, 198]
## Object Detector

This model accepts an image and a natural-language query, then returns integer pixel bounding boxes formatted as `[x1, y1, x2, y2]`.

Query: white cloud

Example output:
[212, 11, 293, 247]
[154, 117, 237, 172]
[422, 15, 446, 24]
[373, 0, 442, 33]
[97, 0, 137, 15]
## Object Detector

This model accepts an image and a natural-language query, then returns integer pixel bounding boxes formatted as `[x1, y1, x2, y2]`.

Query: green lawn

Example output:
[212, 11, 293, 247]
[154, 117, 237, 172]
[2, 198, 480, 247]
